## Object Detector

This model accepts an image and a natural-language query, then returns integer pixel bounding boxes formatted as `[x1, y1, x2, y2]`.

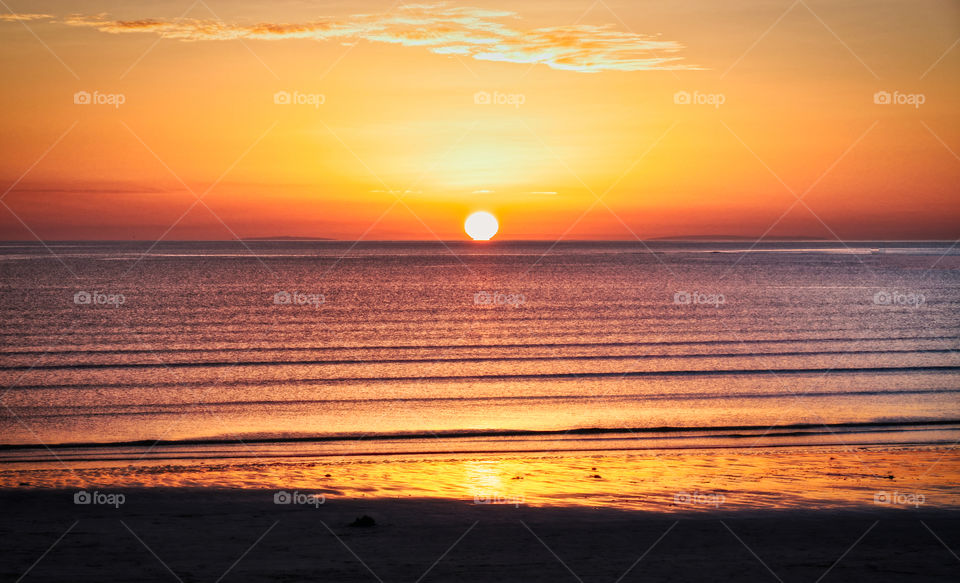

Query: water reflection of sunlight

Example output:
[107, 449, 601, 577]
[462, 461, 505, 494]
[7, 449, 960, 512]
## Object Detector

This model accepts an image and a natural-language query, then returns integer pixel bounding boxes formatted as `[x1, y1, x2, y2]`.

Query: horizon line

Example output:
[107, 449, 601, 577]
[0, 238, 957, 243]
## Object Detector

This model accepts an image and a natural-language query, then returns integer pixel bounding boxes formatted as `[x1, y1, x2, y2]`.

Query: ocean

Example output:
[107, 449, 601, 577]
[1, 240, 958, 468]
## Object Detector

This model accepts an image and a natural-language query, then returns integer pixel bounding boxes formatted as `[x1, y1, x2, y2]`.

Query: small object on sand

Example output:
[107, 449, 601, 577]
[511, 475, 523, 480]
[349, 515, 376, 528]
[590, 474, 602, 479]
[591, 467, 597, 471]
[324, 474, 332, 477]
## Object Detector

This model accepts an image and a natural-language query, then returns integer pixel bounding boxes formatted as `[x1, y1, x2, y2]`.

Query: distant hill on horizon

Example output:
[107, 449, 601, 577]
[240, 236, 336, 241]
[647, 235, 826, 241]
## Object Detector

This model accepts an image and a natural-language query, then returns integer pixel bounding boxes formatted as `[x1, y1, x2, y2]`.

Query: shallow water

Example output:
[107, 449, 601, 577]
[3, 446, 958, 512]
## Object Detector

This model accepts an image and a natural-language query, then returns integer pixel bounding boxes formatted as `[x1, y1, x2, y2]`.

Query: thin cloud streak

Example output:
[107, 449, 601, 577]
[0, 13, 52, 22]
[56, 3, 695, 73]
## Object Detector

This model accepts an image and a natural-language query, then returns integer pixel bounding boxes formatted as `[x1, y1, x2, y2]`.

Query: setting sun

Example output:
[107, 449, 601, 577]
[464, 211, 499, 241]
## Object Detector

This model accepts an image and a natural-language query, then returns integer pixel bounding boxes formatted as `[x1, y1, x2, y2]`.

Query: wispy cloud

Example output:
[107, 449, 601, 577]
[59, 3, 694, 72]
[0, 13, 53, 22]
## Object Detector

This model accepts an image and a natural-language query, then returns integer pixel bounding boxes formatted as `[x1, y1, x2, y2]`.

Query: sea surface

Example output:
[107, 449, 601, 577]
[1, 241, 958, 467]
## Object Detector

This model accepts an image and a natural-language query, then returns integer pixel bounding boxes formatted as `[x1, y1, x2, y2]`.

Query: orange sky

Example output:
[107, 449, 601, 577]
[0, 0, 958, 240]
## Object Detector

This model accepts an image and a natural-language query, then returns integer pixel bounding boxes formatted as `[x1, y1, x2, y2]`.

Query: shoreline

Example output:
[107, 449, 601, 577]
[4, 446, 958, 513]
[4, 418, 958, 451]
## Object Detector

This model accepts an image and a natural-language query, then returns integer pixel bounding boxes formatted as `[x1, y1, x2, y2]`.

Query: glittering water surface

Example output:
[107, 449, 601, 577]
[1, 241, 958, 465]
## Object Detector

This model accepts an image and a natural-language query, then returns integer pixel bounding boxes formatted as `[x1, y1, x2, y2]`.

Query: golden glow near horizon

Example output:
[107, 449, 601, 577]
[0, 0, 958, 241]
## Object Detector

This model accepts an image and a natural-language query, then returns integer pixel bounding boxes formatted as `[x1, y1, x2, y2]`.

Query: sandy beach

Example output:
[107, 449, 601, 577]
[2, 488, 958, 582]
[3, 446, 959, 581]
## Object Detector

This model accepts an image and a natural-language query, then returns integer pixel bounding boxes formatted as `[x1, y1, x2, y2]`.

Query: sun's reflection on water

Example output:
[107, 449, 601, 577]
[3, 447, 959, 512]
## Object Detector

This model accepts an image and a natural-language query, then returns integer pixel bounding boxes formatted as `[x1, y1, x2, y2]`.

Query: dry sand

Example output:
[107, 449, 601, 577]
[1, 488, 958, 582]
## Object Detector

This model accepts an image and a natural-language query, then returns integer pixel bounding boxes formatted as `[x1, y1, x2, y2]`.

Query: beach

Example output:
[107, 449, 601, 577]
[3, 487, 959, 582]
[3, 446, 959, 581]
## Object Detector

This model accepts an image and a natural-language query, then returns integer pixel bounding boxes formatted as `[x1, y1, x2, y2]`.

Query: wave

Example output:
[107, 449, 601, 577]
[7, 365, 960, 392]
[4, 323, 959, 340]
[1, 419, 957, 452]
[3, 334, 957, 356]
[8, 388, 960, 419]
[3, 347, 956, 371]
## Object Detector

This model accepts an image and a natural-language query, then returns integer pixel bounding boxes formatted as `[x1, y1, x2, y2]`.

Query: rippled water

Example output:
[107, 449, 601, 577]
[1, 241, 958, 463]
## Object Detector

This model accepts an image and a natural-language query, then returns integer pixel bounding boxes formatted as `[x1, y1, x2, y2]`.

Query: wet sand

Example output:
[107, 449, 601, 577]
[5, 446, 959, 511]
[1, 488, 958, 582]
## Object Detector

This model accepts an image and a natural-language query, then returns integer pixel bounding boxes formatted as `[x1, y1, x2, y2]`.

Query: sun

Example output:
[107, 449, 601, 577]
[464, 211, 499, 241]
